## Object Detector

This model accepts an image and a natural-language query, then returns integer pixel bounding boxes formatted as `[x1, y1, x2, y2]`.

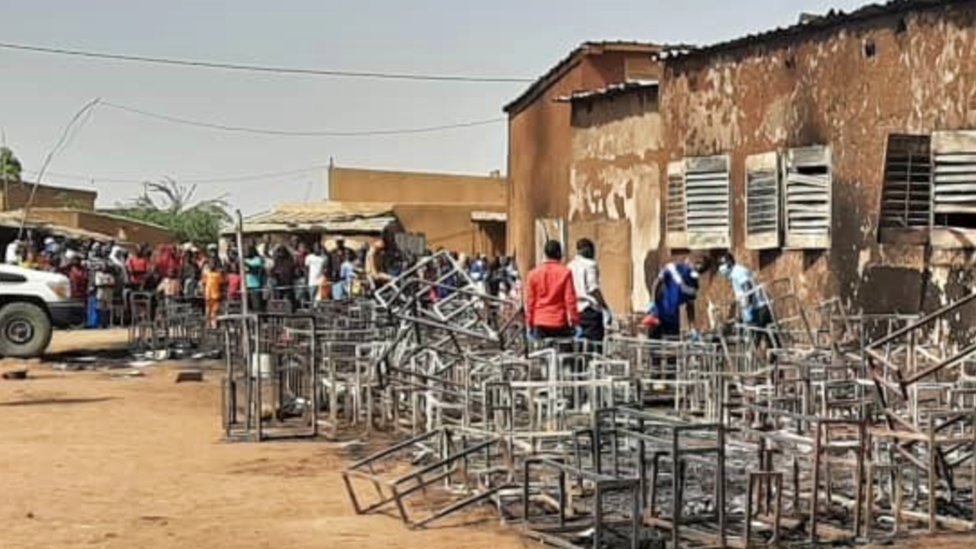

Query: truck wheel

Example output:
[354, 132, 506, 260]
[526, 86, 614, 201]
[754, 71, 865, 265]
[0, 302, 53, 358]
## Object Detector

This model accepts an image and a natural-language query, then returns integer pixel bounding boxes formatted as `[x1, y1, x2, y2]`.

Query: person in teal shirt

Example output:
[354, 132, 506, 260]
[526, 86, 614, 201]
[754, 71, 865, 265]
[717, 252, 777, 349]
[244, 245, 266, 312]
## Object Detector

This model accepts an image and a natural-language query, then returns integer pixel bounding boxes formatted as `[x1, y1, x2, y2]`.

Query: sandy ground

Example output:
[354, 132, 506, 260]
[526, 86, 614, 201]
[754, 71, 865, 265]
[0, 330, 971, 549]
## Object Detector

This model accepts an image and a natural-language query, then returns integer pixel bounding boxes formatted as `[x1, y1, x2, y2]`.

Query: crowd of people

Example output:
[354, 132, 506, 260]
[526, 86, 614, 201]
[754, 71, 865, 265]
[3, 232, 771, 347]
[2, 233, 528, 331]
[522, 238, 776, 348]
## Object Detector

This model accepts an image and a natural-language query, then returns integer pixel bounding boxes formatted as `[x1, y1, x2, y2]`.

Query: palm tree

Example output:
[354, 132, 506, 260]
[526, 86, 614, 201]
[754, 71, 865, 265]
[130, 177, 229, 216]
[117, 177, 231, 244]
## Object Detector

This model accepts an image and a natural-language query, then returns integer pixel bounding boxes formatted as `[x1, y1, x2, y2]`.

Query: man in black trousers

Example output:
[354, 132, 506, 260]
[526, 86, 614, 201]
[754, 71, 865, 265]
[568, 238, 610, 346]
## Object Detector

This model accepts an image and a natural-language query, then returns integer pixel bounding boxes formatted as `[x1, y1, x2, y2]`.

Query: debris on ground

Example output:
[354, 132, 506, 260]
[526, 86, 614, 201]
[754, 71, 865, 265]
[175, 370, 204, 383]
[214, 254, 976, 549]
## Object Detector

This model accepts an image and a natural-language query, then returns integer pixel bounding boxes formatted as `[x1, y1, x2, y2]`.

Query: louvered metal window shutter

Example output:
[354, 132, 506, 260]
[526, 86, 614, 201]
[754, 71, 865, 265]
[666, 161, 688, 249]
[745, 152, 781, 250]
[932, 131, 976, 220]
[784, 145, 832, 249]
[881, 134, 932, 230]
[684, 155, 731, 249]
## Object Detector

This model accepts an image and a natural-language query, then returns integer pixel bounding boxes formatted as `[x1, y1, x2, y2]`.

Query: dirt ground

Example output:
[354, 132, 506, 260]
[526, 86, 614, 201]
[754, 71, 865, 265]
[0, 330, 971, 549]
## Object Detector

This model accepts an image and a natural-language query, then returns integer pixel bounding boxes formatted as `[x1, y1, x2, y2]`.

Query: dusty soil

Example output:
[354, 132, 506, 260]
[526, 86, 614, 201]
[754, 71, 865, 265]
[0, 330, 971, 549]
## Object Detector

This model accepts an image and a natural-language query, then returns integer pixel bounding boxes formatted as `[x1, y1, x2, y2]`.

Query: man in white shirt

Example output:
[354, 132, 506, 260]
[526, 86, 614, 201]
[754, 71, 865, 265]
[108, 240, 129, 285]
[5, 239, 22, 265]
[568, 238, 610, 344]
[304, 242, 327, 302]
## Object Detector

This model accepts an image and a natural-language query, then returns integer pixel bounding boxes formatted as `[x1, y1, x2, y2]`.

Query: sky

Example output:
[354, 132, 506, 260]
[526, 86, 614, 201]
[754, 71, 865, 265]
[0, 0, 868, 214]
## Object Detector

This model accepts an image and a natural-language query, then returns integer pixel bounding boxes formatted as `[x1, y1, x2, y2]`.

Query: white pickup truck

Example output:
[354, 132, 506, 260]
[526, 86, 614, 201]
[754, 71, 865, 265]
[0, 264, 86, 357]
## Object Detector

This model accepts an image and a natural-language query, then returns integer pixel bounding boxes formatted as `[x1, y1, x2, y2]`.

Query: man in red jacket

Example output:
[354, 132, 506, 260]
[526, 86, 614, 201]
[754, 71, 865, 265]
[525, 240, 581, 340]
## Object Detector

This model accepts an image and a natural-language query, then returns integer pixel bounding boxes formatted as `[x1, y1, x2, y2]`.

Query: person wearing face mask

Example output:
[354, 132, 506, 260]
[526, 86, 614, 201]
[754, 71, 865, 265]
[717, 252, 777, 349]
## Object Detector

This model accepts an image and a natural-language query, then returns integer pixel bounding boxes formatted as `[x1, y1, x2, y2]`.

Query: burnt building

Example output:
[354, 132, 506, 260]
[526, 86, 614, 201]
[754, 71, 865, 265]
[658, 0, 976, 330]
[559, 82, 665, 313]
[504, 42, 663, 273]
[508, 0, 976, 327]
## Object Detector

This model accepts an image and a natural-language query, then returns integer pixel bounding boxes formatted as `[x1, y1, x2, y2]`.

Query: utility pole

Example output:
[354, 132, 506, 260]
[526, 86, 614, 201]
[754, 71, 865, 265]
[1, 129, 9, 212]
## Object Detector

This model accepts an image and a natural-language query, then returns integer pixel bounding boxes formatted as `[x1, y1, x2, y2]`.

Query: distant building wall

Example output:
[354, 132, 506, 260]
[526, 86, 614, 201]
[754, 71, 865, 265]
[329, 167, 507, 206]
[569, 86, 664, 311]
[26, 209, 172, 246]
[0, 182, 96, 211]
[392, 203, 505, 257]
[19, 209, 80, 230]
[74, 212, 172, 247]
[328, 166, 507, 257]
[659, 1, 976, 336]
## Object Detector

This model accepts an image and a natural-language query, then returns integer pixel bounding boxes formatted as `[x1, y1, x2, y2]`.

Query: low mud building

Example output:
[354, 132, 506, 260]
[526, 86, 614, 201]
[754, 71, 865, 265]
[329, 165, 507, 257]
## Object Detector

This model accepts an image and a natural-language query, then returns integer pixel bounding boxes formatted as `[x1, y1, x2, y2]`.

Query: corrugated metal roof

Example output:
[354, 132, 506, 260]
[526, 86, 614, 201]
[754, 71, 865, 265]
[274, 201, 395, 216]
[554, 80, 660, 103]
[228, 201, 396, 236]
[236, 217, 395, 236]
[504, 41, 662, 115]
[662, 0, 968, 62]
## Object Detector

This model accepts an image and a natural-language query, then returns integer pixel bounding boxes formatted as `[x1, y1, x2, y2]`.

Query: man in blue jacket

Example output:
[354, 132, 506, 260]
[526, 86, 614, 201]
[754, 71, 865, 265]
[649, 255, 709, 340]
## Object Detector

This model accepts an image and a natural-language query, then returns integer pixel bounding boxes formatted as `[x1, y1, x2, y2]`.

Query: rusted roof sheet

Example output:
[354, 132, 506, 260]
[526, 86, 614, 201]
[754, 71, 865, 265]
[235, 217, 395, 236]
[229, 201, 396, 236]
[246, 202, 394, 224]
[273, 201, 395, 216]
[504, 41, 662, 115]
[662, 0, 969, 62]
[554, 80, 659, 103]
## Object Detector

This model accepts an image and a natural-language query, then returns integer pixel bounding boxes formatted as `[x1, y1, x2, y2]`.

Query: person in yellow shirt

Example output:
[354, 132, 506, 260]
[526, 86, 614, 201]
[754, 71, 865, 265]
[20, 248, 40, 271]
[202, 257, 225, 328]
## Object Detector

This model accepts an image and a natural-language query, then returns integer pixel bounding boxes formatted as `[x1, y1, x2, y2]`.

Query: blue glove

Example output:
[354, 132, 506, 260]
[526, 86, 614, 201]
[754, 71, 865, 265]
[527, 328, 539, 341]
[689, 329, 702, 343]
[574, 326, 584, 340]
[647, 303, 658, 316]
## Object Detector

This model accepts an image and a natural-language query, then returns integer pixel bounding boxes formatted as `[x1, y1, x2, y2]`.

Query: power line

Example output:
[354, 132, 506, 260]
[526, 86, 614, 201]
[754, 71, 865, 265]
[101, 101, 506, 137]
[0, 41, 534, 84]
[26, 164, 331, 185]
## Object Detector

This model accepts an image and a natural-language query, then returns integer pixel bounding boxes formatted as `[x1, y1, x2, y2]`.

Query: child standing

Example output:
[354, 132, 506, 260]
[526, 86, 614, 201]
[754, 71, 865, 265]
[94, 263, 116, 329]
[225, 263, 242, 304]
[157, 274, 182, 303]
[202, 257, 224, 328]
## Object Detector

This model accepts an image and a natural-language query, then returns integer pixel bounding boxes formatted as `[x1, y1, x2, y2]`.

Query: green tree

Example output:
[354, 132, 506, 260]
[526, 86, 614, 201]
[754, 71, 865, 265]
[116, 178, 231, 244]
[0, 147, 22, 182]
